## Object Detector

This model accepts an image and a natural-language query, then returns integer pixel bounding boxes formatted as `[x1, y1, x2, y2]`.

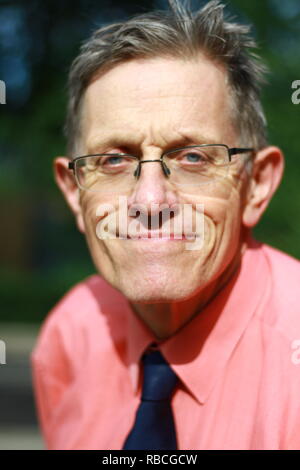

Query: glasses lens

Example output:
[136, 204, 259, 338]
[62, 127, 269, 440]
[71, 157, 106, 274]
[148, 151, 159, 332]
[75, 154, 137, 192]
[162, 145, 230, 188]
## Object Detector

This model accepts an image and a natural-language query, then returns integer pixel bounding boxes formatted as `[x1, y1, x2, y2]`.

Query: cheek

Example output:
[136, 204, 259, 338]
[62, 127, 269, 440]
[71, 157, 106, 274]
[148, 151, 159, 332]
[197, 195, 244, 282]
[181, 183, 242, 233]
[80, 194, 111, 253]
[201, 189, 244, 263]
[80, 192, 117, 230]
[81, 198, 97, 237]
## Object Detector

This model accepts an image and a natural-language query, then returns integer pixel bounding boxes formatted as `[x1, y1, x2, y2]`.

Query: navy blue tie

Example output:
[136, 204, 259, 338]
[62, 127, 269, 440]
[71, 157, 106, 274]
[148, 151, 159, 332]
[122, 348, 179, 450]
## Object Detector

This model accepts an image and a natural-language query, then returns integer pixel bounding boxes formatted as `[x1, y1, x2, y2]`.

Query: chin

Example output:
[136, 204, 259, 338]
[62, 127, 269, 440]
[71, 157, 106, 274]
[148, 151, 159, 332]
[113, 274, 203, 304]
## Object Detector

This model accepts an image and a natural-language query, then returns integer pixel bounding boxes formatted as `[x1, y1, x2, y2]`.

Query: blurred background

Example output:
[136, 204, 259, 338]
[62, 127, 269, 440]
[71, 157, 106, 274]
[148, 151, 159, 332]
[0, 0, 299, 450]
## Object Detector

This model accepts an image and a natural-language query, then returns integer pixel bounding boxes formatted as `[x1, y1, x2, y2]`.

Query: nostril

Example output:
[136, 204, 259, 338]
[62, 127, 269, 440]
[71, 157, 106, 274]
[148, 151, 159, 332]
[147, 209, 177, 230]
[129, 206, 141, 218]
[159, 212, 163, 227]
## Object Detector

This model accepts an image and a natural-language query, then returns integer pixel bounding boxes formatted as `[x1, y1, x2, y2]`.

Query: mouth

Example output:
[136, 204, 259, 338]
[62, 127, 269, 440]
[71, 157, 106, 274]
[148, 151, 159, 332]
[120, 231, 197, 240]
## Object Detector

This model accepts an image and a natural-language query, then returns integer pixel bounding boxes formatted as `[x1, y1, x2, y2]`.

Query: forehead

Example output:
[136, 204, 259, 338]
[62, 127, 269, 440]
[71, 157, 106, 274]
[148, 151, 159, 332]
[81, 55, 236, 151]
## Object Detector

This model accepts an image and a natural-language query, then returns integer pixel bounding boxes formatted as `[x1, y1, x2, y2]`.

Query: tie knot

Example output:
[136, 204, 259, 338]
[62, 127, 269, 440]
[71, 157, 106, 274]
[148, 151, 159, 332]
[141, 349, 179, 402]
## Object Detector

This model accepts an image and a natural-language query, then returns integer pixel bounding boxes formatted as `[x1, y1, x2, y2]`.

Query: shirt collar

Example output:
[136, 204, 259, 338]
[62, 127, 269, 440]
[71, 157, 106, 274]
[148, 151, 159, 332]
[125, 234, 271, 404]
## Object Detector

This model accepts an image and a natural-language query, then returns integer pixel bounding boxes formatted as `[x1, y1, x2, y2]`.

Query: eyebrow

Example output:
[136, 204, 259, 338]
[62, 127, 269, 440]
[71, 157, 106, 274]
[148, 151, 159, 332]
[86, 134, 141, 154]
[85, 130, 220, 155]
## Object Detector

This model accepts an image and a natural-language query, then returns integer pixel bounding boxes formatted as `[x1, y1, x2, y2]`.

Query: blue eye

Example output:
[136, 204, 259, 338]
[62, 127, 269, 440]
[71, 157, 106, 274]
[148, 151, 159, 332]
[103, 156, 124, 165]
[185, 153, 203, 163]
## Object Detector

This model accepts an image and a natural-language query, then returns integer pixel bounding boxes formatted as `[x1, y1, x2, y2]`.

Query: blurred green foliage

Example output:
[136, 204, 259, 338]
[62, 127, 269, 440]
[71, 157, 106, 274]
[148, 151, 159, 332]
[0, 0, 299, 323]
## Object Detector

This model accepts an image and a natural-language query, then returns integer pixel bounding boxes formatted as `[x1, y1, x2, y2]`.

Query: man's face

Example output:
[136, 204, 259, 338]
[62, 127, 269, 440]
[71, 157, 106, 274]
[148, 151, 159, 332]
[77, 55, 250, 302]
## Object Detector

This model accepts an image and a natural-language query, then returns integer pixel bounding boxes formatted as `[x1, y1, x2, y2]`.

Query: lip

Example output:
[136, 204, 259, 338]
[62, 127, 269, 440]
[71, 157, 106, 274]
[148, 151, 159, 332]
[126, 232, 196, 240]
[102, 227, 199, 240]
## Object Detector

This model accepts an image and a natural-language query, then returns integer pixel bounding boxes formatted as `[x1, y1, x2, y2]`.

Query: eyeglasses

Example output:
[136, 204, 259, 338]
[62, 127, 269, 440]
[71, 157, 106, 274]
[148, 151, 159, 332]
[68, 144, 254, 193]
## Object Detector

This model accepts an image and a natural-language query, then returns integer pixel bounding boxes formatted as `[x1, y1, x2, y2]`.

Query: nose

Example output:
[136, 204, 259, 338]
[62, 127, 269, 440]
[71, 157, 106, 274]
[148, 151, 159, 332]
[127, 155, 178, 220]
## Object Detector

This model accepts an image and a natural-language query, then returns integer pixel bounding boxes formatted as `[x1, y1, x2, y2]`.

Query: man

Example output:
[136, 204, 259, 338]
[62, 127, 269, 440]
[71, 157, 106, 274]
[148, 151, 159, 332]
[30, 0, 300, 450]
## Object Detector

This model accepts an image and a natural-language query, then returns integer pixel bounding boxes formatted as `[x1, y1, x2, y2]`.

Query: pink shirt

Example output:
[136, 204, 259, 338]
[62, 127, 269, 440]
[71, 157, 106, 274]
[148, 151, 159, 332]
[30, 235, 300, 450]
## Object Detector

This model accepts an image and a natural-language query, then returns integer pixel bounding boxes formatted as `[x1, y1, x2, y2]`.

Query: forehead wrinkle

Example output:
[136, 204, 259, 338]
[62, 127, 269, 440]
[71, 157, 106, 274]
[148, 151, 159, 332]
[85, 125, 223, 155]
[82, 57, 237, 154]
[86, 129, 146, 153]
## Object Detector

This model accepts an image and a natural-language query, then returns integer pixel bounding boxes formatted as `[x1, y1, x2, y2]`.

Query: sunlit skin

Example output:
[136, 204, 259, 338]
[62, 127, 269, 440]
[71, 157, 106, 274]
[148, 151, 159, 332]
[54, 55, 284, 340]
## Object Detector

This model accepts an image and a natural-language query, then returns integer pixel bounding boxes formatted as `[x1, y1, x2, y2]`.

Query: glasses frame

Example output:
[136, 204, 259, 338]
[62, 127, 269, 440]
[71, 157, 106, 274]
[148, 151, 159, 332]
[68, 144, 254, 191]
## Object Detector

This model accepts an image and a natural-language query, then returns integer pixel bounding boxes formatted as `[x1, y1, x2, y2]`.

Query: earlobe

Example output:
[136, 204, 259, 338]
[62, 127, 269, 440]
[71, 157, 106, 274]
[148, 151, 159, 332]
[53, 156, 86, 234]
[242, 146, 284, 228]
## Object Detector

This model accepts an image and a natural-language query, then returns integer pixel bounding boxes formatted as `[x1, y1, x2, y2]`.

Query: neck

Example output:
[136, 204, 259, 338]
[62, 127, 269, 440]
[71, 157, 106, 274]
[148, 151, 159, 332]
[129, 240, 248, 342]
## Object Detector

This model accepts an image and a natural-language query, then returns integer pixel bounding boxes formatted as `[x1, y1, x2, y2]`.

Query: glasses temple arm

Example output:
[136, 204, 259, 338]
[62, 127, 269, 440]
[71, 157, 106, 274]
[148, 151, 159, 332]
[229, 148, 254, 156]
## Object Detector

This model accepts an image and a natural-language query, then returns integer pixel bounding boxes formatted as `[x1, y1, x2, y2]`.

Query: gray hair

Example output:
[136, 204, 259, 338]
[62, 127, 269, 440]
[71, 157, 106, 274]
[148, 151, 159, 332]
[64, 0, 269, 159]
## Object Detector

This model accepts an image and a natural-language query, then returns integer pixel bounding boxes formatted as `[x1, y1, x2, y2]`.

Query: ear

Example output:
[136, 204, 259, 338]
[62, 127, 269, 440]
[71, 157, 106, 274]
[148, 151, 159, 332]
[242, 146, 285, 228]
[53, 156, 86, 234]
